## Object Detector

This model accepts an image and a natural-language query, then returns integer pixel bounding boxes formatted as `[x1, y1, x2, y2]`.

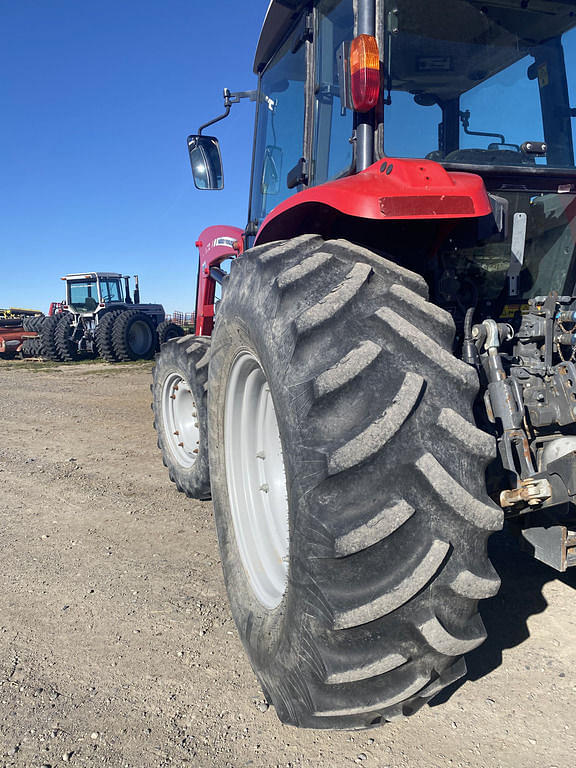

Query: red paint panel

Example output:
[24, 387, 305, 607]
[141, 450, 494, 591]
[256, 158, 492, 244]
[195, 225, 243, 336]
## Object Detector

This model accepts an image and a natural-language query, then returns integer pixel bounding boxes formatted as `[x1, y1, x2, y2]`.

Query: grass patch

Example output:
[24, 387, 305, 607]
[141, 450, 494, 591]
[0, 358, 155, 373]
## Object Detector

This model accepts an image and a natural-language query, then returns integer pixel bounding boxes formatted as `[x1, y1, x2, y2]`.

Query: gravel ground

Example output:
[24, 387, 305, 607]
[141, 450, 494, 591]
[0, 359, 574, 768]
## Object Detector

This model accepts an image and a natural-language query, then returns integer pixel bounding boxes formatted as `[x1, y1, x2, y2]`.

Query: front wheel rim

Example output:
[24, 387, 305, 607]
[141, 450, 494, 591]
[225, 351, 289, 610]
[161, 372, 199, 468]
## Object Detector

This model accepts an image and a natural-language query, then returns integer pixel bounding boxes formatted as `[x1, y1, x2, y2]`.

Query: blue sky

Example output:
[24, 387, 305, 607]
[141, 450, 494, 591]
[0, 0, 265, 314]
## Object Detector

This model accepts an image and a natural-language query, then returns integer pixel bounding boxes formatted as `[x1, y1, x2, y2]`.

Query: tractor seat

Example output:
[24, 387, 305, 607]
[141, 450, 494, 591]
[443, 148, 535, 166]
[84, 297, 98, 311]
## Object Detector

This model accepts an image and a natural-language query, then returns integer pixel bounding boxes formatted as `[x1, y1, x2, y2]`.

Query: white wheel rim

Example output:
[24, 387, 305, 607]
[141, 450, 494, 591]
[225, 351, 289, 610]
[161, 372, 199, 468]
[129, 320, 153, 355]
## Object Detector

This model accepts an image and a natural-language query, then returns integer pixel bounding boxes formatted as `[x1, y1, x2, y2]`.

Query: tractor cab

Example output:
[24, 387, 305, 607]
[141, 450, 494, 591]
[249, 0, 576, 320]
[63, 272, 125, 316]
[191, 0, 576, 329]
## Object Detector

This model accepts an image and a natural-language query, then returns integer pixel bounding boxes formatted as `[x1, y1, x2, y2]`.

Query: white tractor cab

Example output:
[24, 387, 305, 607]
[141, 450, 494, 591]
[63, 272, 138, 316]
[38, 272, 183, 364]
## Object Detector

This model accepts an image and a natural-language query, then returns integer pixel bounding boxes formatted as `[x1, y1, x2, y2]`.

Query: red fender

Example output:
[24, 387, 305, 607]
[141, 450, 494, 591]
[195, 225, 244, 336]
[255, 158, 492, 245]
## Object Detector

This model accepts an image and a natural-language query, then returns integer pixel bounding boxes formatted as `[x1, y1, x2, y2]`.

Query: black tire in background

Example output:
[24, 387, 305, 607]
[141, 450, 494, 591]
[207, 235, 503, 730]
[156, 320, 185, 347]
[112, 310, 156, 361]
[40, 315, 64, 361]
[23, 315, 45, 332]
[33, 314, 46, 332]
[55, 313, 79, 362]
[152, 335, 211, 500]
[21, 338, 36, 357]
[95, 310, 122, 363]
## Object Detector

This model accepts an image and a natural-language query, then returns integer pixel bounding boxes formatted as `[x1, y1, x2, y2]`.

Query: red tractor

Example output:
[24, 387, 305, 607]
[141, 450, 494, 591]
[153, 0, 576, 729]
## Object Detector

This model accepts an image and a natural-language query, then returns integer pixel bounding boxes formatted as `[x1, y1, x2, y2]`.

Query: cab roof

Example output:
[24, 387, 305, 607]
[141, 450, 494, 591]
[254, 0, 308, 73]
[62, 272, 123, 281]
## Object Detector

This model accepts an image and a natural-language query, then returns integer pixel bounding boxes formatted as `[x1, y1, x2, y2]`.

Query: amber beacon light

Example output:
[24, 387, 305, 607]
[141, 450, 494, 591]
[350, 34, 380, 112]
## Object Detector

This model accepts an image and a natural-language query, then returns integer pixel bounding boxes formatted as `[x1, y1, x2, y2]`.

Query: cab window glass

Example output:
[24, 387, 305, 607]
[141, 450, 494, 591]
[312, 0, 355, 184]
[68, 281, 98, 311]
[383, 91, 441, 160]
[250, 24, 307, 223]
[100, 279, 122, 303]
[381, 0, 576, 169]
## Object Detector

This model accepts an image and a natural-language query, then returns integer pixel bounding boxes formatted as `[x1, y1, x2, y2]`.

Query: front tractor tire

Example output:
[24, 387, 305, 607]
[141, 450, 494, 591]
[112, 310, 156, 361]
[152, 336, 211, 500]
[208, 235, 503, 730]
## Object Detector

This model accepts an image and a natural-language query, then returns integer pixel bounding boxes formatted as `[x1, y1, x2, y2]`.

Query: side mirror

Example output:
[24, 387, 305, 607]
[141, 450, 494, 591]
[187, 135, 224, 190]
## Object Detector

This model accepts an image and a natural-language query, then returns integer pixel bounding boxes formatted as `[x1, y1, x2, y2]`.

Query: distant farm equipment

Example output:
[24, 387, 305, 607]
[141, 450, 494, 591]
[0, 309, 44, 358]
[4, 273, 183, 363]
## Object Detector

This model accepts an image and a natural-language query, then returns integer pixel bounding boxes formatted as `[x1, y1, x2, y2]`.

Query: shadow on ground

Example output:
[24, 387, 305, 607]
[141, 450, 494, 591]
[431, 528, 576, 706]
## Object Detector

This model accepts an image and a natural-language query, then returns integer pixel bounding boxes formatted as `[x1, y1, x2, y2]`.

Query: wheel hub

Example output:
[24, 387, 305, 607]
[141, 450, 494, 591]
[161, 373, 200, 468]
[129, 320, 152, 355]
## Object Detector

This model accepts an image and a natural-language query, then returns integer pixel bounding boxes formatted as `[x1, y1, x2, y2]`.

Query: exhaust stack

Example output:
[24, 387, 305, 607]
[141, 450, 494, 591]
[123, 276, 133, 304]
[133, 275, 140, 304]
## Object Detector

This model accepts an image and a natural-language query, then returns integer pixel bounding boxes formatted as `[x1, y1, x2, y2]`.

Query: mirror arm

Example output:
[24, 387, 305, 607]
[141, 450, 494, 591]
[198, 105, 231, 135]
[198, 88, 257, 135]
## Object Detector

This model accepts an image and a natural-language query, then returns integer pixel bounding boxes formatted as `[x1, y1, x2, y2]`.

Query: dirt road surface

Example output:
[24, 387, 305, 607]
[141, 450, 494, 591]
[0, 360, 574, 768]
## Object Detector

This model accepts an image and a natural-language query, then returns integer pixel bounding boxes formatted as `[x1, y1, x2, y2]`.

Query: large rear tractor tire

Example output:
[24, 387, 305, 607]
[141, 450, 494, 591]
[156, 320, 185, 348]
[152, 336, 211, 500]
[55, 313, 80, 362]
[112, 310, 156, 361]
[207, 235, 503, 730]
[40, 315, 64, 362]
[94, 310, 122, 363]
[23, 314, 45, 332]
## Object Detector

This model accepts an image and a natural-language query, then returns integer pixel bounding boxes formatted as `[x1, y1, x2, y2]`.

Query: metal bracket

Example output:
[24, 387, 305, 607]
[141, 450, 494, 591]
[507, 212, 527, 297]
[198, 88, 257, 135]
[500, 477, 552, 509]
[519, 524, 576, 571]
